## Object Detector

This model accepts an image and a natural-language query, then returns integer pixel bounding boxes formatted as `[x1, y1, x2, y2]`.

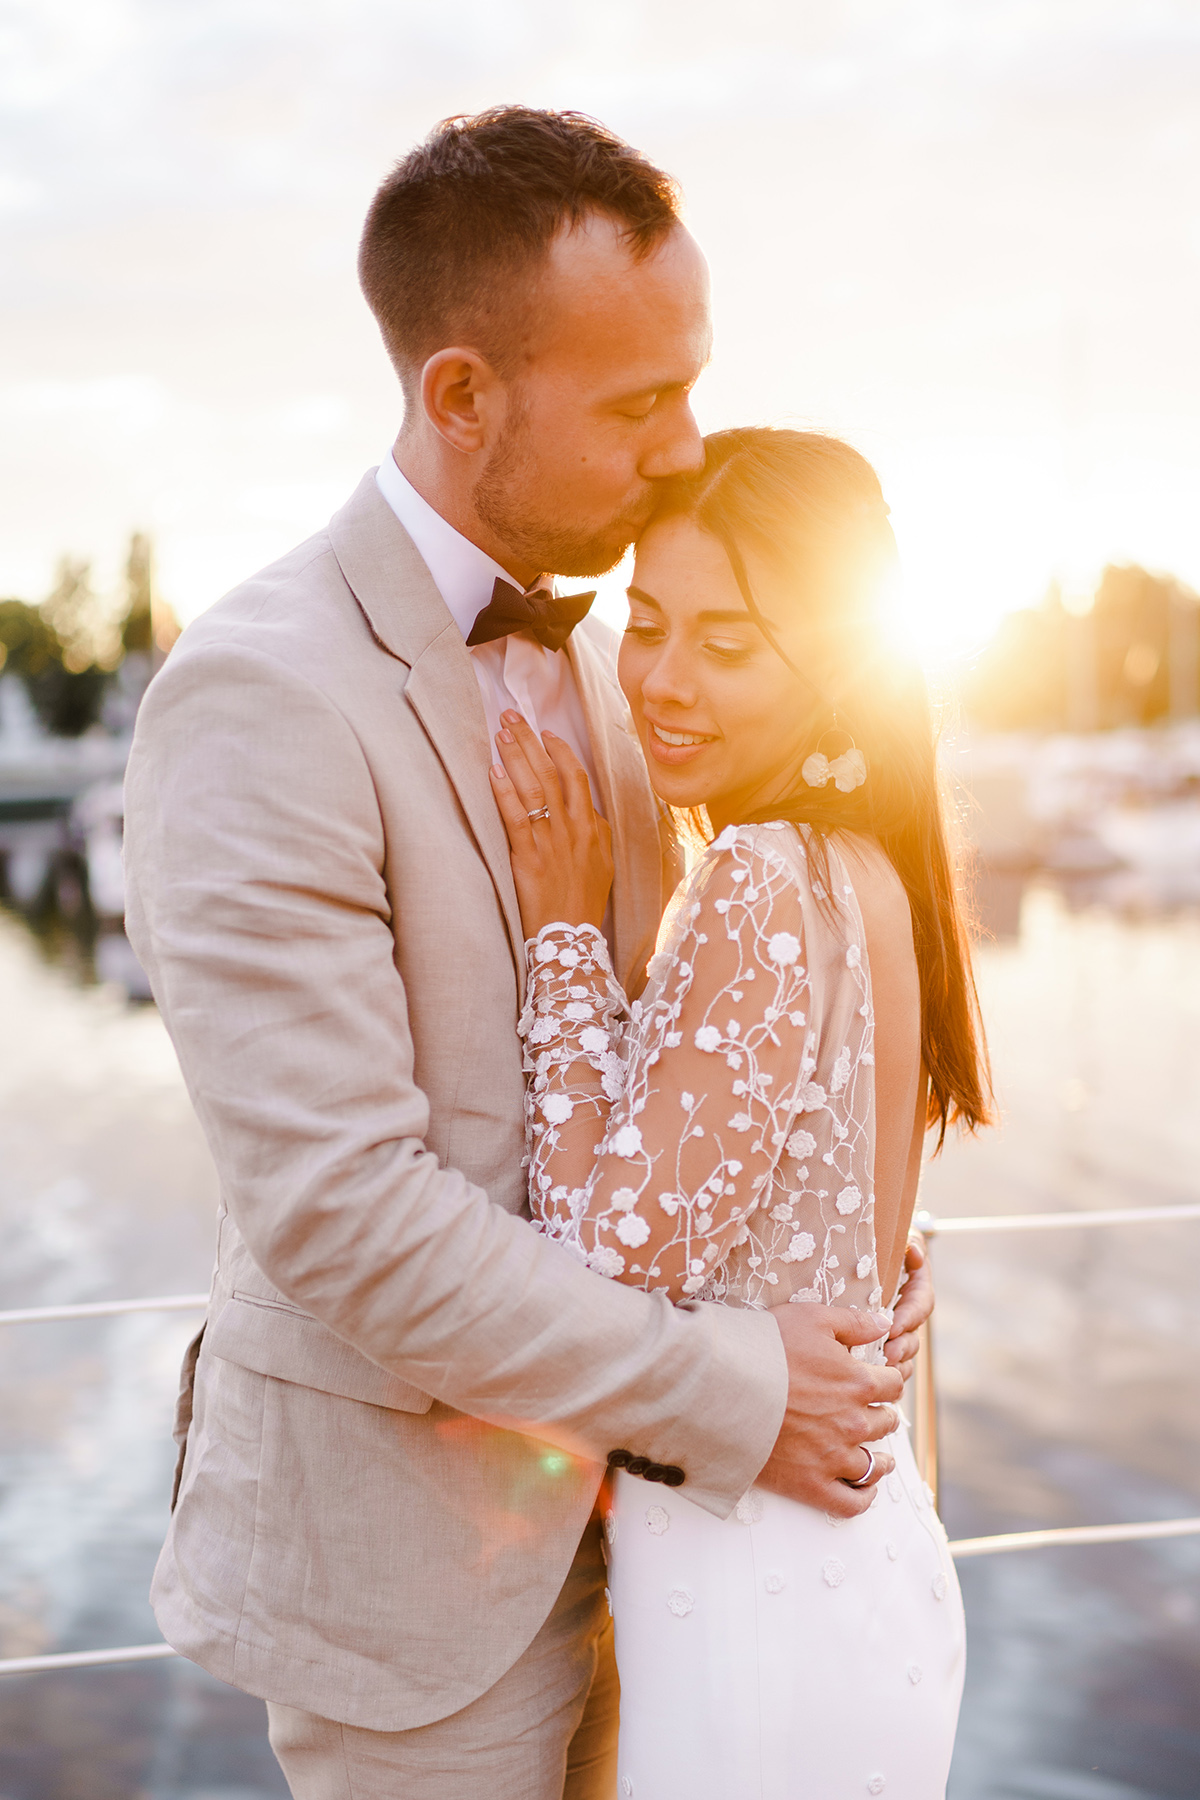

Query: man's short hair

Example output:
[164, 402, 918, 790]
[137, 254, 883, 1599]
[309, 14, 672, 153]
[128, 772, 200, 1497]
[358, 106, 682, 398]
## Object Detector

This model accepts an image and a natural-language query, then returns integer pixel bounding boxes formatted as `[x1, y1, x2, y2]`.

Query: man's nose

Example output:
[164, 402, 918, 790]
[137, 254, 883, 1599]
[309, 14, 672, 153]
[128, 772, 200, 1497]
[638, 398, 704, 481]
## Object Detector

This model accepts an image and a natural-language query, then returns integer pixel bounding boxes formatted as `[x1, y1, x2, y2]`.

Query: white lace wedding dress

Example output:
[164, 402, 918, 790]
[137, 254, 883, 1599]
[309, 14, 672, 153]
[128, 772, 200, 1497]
[520, 822, 965, 1799]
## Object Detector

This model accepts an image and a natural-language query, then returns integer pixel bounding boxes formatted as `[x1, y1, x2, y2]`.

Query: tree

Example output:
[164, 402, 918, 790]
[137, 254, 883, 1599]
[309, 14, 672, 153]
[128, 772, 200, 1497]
[0, 532, 179, 735]
[40, 556, 107, 673]
[121, 532, 154, 656]
[961, 564, 1199, 732]
[0, 598, 61, 684]
[959, 588, 1070, 731]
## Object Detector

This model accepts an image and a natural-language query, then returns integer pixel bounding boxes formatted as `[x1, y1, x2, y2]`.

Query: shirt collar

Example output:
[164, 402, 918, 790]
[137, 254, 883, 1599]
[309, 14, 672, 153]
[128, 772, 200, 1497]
[375, 451, 527, 642]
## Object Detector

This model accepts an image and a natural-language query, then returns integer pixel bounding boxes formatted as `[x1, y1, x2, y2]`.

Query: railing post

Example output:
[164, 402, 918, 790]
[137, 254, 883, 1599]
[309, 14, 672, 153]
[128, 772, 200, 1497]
[909, 1215, 939, 1509]
[912, 1315, 939, 1510]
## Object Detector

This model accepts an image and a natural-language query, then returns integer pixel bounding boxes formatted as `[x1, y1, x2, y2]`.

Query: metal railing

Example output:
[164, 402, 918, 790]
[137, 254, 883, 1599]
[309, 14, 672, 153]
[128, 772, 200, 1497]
[0, 1294, 208, 1327]
[915, 1202, 1200, 1238]
[2, 1199, 1198, 1678]
[908, 1200, 1200, 1551]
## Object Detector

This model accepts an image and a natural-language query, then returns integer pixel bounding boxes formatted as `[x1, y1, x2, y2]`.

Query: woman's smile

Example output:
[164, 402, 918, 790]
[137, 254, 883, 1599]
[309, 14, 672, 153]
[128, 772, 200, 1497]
[645, 719, 719, 763]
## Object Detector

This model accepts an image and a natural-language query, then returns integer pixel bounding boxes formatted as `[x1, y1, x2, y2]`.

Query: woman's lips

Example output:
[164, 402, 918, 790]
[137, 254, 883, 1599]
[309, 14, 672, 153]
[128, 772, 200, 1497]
[644, 721, 717, 766]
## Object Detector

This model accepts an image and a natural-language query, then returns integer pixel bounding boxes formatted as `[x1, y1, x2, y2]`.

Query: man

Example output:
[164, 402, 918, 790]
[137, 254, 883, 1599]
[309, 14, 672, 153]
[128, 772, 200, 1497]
[124, 107, 929, 1798]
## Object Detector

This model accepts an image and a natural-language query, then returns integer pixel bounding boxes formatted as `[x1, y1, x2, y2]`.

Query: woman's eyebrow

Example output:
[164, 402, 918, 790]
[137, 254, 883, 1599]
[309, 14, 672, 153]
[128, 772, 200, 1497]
[626, 585, 756, 625]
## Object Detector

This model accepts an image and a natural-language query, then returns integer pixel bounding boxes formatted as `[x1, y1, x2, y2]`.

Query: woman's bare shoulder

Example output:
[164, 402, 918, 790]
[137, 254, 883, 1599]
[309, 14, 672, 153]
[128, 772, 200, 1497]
[834, 833, 914, 950]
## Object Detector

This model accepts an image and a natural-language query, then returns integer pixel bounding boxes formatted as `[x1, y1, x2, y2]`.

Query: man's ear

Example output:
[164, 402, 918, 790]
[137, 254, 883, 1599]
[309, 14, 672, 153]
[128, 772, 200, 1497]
[420, 347, 502, 455]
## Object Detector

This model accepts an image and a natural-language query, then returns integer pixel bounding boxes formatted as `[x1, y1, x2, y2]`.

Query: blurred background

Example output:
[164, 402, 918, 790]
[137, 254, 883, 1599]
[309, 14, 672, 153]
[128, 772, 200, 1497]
[1, 3, 1198, 1796]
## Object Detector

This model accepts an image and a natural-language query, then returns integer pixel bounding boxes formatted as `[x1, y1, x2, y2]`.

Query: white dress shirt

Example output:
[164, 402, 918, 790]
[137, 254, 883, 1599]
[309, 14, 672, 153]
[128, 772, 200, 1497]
[375, 453, 603, 811]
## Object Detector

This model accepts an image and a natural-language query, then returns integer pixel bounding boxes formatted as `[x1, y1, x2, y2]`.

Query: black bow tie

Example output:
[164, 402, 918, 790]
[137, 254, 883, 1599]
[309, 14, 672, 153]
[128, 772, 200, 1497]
[467, 579, 596, 654]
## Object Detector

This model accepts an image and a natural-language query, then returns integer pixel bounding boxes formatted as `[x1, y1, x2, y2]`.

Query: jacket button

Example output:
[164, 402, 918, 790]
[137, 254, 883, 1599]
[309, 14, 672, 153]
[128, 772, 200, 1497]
[660, 1466, 685, 1487]
[607, 1448, 634, 1469]
[625, 1456, 652, 1476]
[643, 1463, 667, 1483]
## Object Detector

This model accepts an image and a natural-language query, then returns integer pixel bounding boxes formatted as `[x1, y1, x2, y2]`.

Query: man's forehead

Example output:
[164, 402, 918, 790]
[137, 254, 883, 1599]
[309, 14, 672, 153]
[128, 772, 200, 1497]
[535, 214, 711, 372]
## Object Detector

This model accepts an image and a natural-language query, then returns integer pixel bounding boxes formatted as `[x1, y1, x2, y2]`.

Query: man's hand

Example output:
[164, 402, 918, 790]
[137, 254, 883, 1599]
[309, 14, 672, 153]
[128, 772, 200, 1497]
[757, 1303, 904, 1518]
[883, 1234, 933, 1383]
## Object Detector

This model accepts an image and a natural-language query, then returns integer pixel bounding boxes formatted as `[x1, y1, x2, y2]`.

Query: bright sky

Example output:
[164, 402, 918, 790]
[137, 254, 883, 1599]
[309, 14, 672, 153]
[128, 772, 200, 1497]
[2, 0, 1199, 667]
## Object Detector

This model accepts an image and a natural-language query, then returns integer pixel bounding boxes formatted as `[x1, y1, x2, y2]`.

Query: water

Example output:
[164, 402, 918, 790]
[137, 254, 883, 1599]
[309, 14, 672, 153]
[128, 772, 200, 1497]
[929, 876, 1200, 1798]
[0, 864, 1197, 1797]
[0, 899, 284, 1798]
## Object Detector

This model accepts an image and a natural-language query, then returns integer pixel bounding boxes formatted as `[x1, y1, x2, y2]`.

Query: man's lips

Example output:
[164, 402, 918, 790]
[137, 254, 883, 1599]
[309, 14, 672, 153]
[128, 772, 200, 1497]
[644, 720, 718, 765]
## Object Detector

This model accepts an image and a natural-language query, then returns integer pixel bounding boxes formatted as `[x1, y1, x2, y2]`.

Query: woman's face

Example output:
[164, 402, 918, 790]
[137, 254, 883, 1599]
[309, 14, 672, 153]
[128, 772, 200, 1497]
[619, 515, 824, 832]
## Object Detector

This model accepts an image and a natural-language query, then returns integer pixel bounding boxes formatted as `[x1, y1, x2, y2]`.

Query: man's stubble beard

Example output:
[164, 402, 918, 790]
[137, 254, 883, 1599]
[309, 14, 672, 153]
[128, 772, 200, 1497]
[473, 395, 656, 580]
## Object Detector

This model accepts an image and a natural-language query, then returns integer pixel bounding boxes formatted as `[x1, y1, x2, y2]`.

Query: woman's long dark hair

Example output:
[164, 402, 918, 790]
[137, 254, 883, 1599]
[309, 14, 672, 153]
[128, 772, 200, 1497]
[649, 427, 992, 1146]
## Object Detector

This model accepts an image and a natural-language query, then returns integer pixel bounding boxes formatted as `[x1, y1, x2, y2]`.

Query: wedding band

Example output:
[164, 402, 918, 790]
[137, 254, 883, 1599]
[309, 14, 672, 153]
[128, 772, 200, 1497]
[842, 1447, 877, 1490]
[526, 806, 551, 823]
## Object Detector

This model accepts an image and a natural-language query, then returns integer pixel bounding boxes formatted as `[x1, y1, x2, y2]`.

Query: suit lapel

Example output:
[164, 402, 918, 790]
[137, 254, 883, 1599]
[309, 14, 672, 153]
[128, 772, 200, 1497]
[328, 475, 527, 997]
[567, 620, 672, 994]
[403, 641, 528, 997]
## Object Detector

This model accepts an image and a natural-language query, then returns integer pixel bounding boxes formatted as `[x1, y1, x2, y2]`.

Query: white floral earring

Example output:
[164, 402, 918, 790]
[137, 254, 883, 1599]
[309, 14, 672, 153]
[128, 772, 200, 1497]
[801, 722, 867, 794]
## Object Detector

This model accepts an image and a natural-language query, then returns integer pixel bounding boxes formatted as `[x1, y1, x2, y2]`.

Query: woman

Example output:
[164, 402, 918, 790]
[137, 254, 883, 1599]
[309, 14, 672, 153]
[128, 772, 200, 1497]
[489, 428, 992, 1798]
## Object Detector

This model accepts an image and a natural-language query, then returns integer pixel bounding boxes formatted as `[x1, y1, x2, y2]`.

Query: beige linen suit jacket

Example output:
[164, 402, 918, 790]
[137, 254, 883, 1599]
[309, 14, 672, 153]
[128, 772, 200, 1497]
[123, 472, 787, 1732]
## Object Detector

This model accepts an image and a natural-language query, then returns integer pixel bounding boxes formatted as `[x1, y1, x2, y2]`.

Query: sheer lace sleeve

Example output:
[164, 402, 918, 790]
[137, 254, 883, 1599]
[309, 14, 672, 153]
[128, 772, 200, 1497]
[520, 828, 821, 1303]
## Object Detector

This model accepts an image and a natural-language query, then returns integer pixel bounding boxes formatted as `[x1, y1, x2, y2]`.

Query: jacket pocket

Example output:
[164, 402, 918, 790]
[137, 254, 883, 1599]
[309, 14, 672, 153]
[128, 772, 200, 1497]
[208, 1293, 433, 1415]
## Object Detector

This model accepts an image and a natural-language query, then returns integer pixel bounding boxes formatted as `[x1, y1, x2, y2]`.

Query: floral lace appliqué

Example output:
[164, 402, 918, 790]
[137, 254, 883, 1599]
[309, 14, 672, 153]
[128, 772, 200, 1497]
[518, 824, 884, 1319]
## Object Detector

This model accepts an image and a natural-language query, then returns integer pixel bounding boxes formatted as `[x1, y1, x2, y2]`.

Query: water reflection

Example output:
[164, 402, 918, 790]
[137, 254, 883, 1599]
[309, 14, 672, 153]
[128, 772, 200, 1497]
[0, 813, 151, 1000]
[0, 851, 1198, 1796]
[929, 878, 1200, 1799]
[0, 902, 279, 1796]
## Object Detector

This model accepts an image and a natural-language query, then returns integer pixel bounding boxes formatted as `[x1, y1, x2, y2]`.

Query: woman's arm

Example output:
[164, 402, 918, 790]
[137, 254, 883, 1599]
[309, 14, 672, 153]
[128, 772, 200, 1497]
[523, 833, 815, 1301]
[491, 717, 908, 1512]
[490, 714, 816, 1303]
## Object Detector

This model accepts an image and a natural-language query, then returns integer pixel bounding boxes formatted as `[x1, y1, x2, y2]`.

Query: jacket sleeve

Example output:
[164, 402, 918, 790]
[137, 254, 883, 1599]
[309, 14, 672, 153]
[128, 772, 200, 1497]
[123, 638, 787, 1518]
